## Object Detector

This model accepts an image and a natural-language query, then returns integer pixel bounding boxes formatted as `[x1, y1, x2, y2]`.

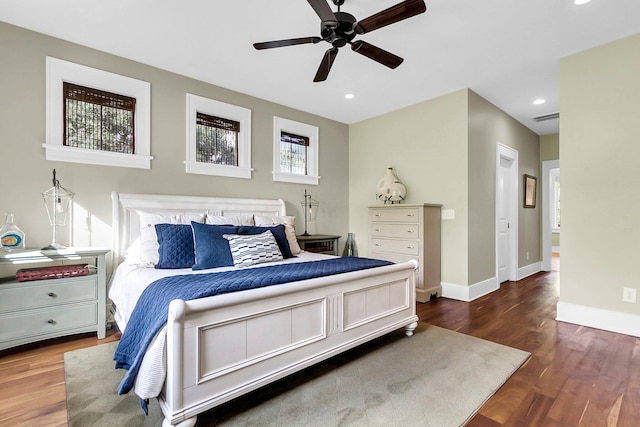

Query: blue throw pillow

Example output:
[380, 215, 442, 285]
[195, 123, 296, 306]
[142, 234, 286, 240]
[238, 224, 294, 259]
[155, 224, 195, 269]
[191, 222, 239, 270]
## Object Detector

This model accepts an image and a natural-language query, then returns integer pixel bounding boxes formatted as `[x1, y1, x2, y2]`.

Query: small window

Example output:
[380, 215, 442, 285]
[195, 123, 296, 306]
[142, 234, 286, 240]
[280, 131, 309, 175]
[45, 57, 152, 169]
[186, 94, 252, 179]
[273, 117, 319, 185]
[552, 171, 561, 231]
[64, 83, 136, 154]
[195, 112, 239, 166]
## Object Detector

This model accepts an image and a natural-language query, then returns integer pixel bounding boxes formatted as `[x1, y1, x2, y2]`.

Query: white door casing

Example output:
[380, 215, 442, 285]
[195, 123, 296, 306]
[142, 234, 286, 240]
[496, 143, 518, 283]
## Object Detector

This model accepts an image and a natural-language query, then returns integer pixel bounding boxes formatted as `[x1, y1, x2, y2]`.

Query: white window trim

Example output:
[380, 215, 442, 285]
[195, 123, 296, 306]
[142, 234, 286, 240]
[185, 94, 252, 179]
[272, 116, 320, 185]
[44, 57, 152, 169]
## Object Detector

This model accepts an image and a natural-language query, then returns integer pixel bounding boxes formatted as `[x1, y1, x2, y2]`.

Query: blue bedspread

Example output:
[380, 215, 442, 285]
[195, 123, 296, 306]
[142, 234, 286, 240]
[114, 257, 393, 395]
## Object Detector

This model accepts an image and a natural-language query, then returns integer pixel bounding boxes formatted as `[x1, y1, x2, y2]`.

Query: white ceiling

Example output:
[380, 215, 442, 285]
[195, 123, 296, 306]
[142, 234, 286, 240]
[2, 0, 640, 135]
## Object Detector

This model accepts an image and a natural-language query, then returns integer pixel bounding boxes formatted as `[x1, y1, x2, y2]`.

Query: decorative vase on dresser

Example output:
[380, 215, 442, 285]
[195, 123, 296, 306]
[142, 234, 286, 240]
[368, 204, 442, 303]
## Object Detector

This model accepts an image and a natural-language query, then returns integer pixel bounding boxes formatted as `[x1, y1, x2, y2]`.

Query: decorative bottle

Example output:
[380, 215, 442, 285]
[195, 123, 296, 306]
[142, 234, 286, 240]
[0, 213, 26, 250]
[342, 232, 358, 257]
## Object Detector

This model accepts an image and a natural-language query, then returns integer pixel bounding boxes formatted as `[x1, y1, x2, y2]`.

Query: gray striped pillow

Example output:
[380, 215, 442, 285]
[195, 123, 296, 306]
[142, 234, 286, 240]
[223, 231, 283, 267]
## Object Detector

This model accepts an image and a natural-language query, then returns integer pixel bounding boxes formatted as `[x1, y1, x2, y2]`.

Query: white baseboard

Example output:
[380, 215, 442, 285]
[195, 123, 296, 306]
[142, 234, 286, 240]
[556, 301, 640, 338]
[441, 276, 499, 302]
[518, 262, 541, 280]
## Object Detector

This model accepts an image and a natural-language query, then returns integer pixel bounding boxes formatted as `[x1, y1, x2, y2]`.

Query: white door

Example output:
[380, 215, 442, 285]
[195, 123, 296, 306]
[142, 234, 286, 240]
[497, 156, 512, 283]
[496, 144, 518, 283]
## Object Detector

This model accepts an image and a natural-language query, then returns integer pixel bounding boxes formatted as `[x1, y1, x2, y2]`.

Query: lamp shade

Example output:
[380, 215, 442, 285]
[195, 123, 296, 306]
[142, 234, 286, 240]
[41, 169, 74, 250]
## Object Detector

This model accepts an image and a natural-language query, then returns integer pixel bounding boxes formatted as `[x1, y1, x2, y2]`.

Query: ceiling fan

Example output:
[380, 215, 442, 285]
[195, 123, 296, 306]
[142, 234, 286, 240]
[253, 0, 427, 82]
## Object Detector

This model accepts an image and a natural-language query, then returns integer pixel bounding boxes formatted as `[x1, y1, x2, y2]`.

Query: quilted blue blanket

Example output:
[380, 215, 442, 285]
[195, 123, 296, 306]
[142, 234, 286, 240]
[114, 257, 393, 395]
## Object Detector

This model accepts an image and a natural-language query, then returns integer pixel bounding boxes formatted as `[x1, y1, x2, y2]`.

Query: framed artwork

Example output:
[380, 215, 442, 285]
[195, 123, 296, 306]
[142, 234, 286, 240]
[524, 174, 537, 208]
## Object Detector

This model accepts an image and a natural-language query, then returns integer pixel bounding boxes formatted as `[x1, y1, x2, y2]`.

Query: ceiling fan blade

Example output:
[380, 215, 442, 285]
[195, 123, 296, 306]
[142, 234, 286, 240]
[307, 0, 338, 27]
[355, 0, 426, 35]
[351, 40, 403, 69]
[314, 47, 339, 82]
[254, 37, 323, 50]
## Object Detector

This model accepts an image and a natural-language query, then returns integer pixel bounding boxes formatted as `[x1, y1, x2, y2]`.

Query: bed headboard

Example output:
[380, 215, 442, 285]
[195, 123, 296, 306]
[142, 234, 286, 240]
[111, 192, 286, 265]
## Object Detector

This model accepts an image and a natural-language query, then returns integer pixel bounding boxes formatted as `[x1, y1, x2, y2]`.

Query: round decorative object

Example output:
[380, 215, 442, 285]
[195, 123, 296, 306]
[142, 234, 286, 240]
[389, 180, 407, 203]
[376, 167, 407, 204]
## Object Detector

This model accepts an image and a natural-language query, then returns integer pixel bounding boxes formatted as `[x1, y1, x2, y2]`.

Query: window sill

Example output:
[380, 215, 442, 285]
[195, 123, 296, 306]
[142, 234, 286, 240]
[43, 144, 153, 169]
[185, 161, 252, 179]
[272, 172, 320, 185]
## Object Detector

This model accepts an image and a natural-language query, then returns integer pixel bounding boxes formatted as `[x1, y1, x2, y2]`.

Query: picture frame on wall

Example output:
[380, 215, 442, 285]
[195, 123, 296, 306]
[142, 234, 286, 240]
[524, 174, 537, 208]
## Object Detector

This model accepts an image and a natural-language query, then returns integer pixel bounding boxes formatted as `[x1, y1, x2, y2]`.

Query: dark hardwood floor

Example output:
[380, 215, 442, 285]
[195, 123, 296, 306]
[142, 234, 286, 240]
[1, 258, 638, 426]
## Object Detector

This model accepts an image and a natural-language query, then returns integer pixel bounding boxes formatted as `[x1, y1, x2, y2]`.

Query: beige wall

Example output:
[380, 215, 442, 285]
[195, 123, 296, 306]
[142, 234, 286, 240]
[468, 90, 540, 284]
[349, 89, 540, 287]
[560, 33, 640, 315]
[349, 90, 469, 286]
[0, 22, 349, 268]
[541, 133, 560, 249]
[540, 133, 559, 161]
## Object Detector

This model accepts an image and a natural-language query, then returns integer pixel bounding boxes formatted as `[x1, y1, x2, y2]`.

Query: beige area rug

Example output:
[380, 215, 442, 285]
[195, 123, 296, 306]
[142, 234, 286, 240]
[65, 323, 529, 426]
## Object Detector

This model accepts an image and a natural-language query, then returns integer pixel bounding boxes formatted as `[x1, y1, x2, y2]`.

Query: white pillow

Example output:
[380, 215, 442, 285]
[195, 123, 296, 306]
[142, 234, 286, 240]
[131, 210, 205, 266]
[254, 215, 302, 254]
[205, 214, 255, 226]
[223, 231, 283, 267]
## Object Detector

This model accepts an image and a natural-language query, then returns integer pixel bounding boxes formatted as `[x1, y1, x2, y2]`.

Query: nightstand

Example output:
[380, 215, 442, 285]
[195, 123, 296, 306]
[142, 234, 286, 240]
[0, 247, 109, 351]
[296, 234, 341, 256]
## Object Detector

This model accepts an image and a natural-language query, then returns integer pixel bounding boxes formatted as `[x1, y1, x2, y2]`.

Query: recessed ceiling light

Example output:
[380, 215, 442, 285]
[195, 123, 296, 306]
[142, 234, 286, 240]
[573, 0, 592, 5]
[345, 93, 355, 100]
[533, 99, 546, 105]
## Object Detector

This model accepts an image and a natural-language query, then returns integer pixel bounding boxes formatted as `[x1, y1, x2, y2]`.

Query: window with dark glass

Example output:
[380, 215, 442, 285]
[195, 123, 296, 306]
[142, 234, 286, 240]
[196, 112, 239, 166]
[280, 131, 309, 175]
[63, 82, 135, 154]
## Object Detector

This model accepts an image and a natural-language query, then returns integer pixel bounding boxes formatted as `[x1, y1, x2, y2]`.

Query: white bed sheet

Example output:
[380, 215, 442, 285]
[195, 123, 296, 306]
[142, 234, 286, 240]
[108, 250, 334, 333]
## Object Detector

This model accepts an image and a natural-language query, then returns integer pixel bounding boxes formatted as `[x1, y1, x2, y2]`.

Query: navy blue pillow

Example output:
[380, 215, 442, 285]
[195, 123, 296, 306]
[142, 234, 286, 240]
[155, 224, 195, 269]
[191, 222, 239, 270]
[238, 224, 294, 259]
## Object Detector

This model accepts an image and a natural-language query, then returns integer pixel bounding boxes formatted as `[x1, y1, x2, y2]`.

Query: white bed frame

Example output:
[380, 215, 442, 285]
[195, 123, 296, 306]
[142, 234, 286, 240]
[111, 192, 419, 427]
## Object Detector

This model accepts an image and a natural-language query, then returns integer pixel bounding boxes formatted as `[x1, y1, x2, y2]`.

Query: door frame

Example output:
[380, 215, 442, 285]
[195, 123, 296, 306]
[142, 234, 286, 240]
[541, 159, 560, 271]
[495, 143, 519, 282]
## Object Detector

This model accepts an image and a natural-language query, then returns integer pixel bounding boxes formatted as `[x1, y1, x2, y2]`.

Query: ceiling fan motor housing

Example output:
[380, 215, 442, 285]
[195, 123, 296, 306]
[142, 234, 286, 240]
[321, 11, 356, 47]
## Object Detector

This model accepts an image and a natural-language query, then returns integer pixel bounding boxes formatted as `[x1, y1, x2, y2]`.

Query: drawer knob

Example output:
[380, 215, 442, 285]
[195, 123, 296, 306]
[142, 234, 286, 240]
[407, 230, 414, 233]
[375, 228, 380, 232]
[47, 319, 56, 325]
[48, 292, 57, 298]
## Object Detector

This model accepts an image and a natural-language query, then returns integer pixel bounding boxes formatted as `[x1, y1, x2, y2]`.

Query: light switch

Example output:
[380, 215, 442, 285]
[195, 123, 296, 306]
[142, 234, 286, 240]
[442, 209, 455, 220]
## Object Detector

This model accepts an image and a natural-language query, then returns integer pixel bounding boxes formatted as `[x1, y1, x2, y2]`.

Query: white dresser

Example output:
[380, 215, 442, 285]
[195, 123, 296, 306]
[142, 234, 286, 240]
[369, 204, 441, 303]
[0, 247, 109, 351]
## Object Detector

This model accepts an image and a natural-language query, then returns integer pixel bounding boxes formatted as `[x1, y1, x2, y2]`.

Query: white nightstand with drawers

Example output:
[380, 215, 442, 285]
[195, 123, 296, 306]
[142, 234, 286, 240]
[369, 204, 441, 303]
[0, 247, 109, 351]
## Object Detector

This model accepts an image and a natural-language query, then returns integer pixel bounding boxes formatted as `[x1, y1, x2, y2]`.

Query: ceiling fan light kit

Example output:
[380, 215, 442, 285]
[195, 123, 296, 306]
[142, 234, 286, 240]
[253, 0, 427, 82]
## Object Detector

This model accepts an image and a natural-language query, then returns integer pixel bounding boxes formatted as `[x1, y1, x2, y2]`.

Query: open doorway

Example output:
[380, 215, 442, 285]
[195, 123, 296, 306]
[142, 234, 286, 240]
[542, 160, 560, 271]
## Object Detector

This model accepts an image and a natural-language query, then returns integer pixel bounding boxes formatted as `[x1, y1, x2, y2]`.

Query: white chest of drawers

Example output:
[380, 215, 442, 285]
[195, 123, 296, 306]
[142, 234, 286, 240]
[369, 204, 441, 303]
[0, 247, 109, 351]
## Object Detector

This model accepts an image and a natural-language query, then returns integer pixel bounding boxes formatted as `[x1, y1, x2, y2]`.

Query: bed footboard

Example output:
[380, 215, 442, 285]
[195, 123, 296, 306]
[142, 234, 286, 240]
[158, 260, 418, 426]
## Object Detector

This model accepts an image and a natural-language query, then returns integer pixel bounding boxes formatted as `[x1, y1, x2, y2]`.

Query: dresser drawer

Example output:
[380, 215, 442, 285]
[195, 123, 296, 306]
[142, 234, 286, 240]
[370, 208, 420, 223]
[0, 276, 98, 314]
[0, 302, 97, 342]
[370, 223, 419, 238]
[371, 238, 420, 256]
